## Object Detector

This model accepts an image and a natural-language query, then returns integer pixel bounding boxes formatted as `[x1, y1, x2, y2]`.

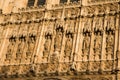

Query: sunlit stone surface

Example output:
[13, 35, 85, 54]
[0, 0, 120, 80]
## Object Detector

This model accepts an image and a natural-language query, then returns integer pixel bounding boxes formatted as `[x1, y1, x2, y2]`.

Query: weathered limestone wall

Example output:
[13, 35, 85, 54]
[0, 0, 120, 80]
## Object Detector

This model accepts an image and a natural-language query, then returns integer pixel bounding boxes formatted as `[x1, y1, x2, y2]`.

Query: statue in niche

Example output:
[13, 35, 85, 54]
[6, 37, 16, 60]
[64, 33, 73, 58]
[94, 32, 102, 50]
[43, 34, 52, 58]
[54, 27, 63, 51]
[94, 32, 102, 59]
[106, 31, 114, 59]
[16, 36, 26, 59]
[106, 32, 114, 49]
[82, 33, 90, 55]
[26, 34, 36, 58]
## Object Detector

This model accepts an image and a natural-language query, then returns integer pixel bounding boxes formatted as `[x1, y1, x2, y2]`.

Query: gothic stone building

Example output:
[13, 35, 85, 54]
[0, 0, 120, 80]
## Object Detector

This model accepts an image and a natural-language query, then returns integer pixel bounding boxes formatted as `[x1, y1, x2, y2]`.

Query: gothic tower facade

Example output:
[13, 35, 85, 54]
[0, 0, 120, 80]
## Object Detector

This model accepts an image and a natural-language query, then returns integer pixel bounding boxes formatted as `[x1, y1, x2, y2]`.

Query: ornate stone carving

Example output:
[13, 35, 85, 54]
[54, 25, 64, 52]
[11, 65, 19, 75]
[6, 36, 16, 60]
[47, 63, 58, 72]
[106, 16, 115, 31]
[20, 65, 31, 75]
[0, 0, 119, 79]
[106, 32, 114, 59]
[26, 34, 36, 59]
[16, 35, 26, 60]
[43, 32, 52, 58]
[83, 19, 92, 32]
[82, 33, 90, 55]
[64, 32, 73, 58]
[99, 77, 113, 80]
[43, 78, 61, 80]
[94, 18, 103, 32]
[94, 32, 102, 60]
[38, 63, 48, 72]
[93, 18, 103, 59]
[1, 66, 10, 75]
[4, 14, 11, 22]
[103, 61, 113, 70]
[87, 0, 119, 5]
[11, 13, 21, 21]
[59, 63, 70, 72]
[50, 51, 59, 63]
[79, 62, 88, 71]
[90, 61, 100, 71]
[65, 8, 80, 18]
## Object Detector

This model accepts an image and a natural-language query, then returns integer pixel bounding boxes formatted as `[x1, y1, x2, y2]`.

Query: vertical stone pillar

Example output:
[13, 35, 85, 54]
[59, 20, 67, 62]
[34, 21, 45, 63]
[89, 17, 94, 61]
[101, 15, 106, 71]
[70, 19, 79, 62]
[113, 15, 119, 71]
[0, 25, 10, 65]
[116, 11, 120, 80]
[76, 17, 84, 61]
[48, 21, 56, 62]
[74, 17, 82, 61]
[34, 0, 38, 6]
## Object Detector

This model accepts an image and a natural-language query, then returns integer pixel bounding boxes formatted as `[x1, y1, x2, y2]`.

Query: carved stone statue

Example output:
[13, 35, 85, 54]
[6, 37, 16, 60]
[43, 35, 52, 58]
[16, 37, 26, 59]
[82, 33, 90, 55]
[94, 32, 102, 60]
[106, 32, 114, 49]
[106, 32, 114, 59]
[26, 34, 36, 58]
[94, 33, 102, 51]
[64, 34, 73, 57]
[54, 28, 63, 51]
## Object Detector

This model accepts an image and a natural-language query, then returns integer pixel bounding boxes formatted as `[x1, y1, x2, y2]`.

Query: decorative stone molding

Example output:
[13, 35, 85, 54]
[0, 0, 119, 80]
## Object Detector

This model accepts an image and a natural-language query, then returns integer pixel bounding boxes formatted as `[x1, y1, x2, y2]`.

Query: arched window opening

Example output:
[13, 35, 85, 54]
[60, 0, 67, 3]
[27, 0, 35, 6]
[70, 0, 79, 2]
[37, 0, 46, 6]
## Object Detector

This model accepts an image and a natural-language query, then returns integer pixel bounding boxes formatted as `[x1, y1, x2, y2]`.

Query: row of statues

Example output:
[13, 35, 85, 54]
[42, 24, 114, 62]
[6, 34, 36, 62]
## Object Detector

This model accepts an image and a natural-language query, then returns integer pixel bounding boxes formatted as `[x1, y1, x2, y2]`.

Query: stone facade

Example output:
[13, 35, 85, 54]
[0, 0, 120, 80]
